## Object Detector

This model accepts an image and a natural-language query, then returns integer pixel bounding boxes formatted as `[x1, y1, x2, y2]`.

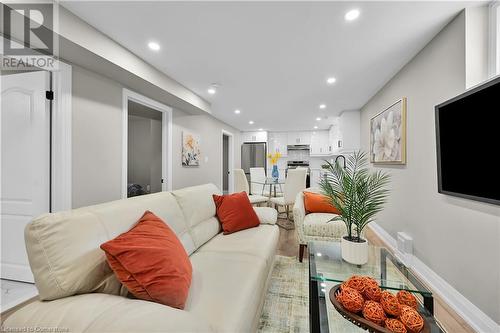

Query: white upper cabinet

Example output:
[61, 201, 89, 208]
[338, 111, 360, 153]
[327, 111, 360, 154]
[268, 132, 288, 156]
[310, 131, 330, 156]
[241, 131, 268, 143]
[287, 131, 311, 145]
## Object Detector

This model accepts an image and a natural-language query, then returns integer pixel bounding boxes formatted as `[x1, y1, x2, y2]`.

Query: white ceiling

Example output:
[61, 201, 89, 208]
[62, 1, 478, 131]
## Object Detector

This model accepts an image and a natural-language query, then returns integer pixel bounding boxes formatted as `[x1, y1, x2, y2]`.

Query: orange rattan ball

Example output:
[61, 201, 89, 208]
[338, 286, 365, 313]
[399, 305, 424, 333]
[364, 284, 382, 302]
[385, 318, 408, 333]
[343, 275, 367, 293]
[381, 291, 401, 317]
[362, 300, 387, 325]
[397, 290, 418, 309]
[363, 276, 379, 288]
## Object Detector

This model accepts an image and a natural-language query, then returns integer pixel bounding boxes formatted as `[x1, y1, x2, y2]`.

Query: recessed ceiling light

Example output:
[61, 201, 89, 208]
[249, 120, 254, 125]
[234, 109, 241, 114]
[258, 128, 263, 131]
[316, 117, 321, 121]
[314, 126, 318, 129]
[207, 87, 216, 95]
[319, 104, 326, 109]
[148, 41, 160, 51]
[345, 9, 360, 21]
[327, 77, 337, 84]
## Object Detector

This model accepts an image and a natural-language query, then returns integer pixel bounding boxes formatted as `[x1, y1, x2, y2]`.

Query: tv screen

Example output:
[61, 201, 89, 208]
[435, 77, 500, 205]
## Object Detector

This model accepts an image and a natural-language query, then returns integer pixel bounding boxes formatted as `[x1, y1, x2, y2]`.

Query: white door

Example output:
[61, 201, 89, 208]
[1, 71, 50, 282]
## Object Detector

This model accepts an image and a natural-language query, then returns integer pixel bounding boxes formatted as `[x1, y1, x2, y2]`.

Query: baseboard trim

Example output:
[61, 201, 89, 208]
[368, 223, 499, 333]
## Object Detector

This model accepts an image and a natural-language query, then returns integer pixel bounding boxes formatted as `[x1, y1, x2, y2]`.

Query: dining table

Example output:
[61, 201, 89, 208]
[250, 177, 285, 198]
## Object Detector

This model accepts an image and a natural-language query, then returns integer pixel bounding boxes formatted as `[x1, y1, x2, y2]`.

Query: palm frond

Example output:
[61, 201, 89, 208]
[319, 151, 390, 240]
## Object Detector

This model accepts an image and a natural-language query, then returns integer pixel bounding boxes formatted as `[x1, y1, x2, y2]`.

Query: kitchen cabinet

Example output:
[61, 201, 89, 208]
[268, 132, 288, 156]
[338, 111, 360, 153]
[287, 131, 311, 145]
[310, 131, 330, 156]
[328, 123, 341, 154]
[241, 131, 267, 143]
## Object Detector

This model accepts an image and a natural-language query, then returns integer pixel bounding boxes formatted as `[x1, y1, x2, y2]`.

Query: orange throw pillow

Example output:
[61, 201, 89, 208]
[303, 191, 341, 215]
[100, 211, 192, 309]
[213, 192, 260, 234]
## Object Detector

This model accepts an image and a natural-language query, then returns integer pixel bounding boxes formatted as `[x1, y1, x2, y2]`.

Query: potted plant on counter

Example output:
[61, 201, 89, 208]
[319, 151, 390, 265]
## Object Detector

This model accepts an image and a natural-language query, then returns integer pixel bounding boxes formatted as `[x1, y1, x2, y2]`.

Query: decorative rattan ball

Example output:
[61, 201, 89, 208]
[363, 276, 379, 288]
[343, 275, 366, 293]
[397, 290, 418, 309]
[338, 286, 365, 313]
[364, 284, 382, 302]
[385, 318, 408, 333]
[399, 305, 424, 333]
[380, 291, 401, 317]
[362, 300, 387, 325]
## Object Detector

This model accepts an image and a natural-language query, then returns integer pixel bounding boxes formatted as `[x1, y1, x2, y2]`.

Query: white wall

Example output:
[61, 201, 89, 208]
[360, 12, 500, 324]
[71, 64, 240, 208]
[171, 111, 241, 190]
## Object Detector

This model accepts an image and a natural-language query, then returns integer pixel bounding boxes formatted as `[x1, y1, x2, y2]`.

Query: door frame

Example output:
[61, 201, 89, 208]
[221, 129, 234, 193]
[122, 89, 173, 198]
[51, 61, 73, 211]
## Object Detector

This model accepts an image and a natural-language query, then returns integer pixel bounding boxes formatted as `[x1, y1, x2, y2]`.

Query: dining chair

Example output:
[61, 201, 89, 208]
[270, 168, 307, 220]
[234, 169, 268, 206]
[249, 167, 266, 195]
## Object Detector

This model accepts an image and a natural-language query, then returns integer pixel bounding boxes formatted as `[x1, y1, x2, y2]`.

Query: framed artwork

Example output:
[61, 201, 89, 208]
[182, 131, 200, 166]
[370, 97, 407, 164]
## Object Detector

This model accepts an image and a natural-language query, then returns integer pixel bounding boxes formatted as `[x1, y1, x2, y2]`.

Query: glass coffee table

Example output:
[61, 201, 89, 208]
[308, 241, 444, 333]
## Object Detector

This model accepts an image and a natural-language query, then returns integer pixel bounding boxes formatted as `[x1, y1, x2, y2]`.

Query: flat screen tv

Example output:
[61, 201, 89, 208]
[435, 76, 500, 205]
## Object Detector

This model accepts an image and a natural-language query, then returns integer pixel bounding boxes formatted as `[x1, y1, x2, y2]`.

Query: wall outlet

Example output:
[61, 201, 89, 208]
[396, 232, 413, 264]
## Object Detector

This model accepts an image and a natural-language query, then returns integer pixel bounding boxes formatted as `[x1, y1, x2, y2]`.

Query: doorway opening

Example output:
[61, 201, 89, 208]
[127, 101, 163, 197]
[122, 89, 172, 198]
[221, 130, 234, 194]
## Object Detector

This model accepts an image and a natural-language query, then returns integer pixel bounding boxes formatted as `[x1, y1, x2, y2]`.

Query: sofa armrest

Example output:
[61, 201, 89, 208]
[253, 207, 278, 225]
[293, 191, 307, 244]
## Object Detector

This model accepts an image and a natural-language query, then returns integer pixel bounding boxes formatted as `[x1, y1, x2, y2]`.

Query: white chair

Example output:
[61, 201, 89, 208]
[250, 167, 266, 195]
[270, 168, 307, 220]
[234, 169, 268, 206]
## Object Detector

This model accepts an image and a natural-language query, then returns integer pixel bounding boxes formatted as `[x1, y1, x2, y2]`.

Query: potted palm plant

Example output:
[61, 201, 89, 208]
[319, 151, 390, 265]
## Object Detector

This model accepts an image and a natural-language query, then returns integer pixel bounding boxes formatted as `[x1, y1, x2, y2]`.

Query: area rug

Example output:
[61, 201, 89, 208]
[258, 255, 309, 333]
[276, 218, 295, 230]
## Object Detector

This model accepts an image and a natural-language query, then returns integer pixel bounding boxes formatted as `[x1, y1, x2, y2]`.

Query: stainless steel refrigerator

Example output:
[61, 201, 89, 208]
[241, 142, 267, 181]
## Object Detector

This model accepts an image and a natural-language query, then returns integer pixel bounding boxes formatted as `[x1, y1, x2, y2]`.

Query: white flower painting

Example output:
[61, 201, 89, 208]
[370, 98, 407, 164]
[182, 132, 201, 166]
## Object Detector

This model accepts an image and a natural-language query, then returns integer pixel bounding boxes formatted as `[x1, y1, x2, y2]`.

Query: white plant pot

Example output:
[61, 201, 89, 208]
[341, 236, 368, 265]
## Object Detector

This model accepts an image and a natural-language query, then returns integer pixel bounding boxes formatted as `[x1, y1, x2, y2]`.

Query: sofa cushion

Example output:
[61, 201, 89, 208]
[213, 192, 260, 234]
[303, 213, 346, 239]
[3, 293, 213, 333]
[303, 191, 340, 215]
[186, 251, 268, 333]
[25, 191, 190, 301]
[101, 211, 192, 309]
[173, 184, 221, 248]
[253, 207, 278, 225]
[197, 224, 279, 272]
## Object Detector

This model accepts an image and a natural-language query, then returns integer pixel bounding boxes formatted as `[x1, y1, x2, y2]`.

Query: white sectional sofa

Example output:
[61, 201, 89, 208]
[4, 184, 279, 333]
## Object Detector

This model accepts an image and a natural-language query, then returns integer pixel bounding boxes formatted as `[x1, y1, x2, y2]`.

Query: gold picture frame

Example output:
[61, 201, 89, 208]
[370, 97, 407, 164]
